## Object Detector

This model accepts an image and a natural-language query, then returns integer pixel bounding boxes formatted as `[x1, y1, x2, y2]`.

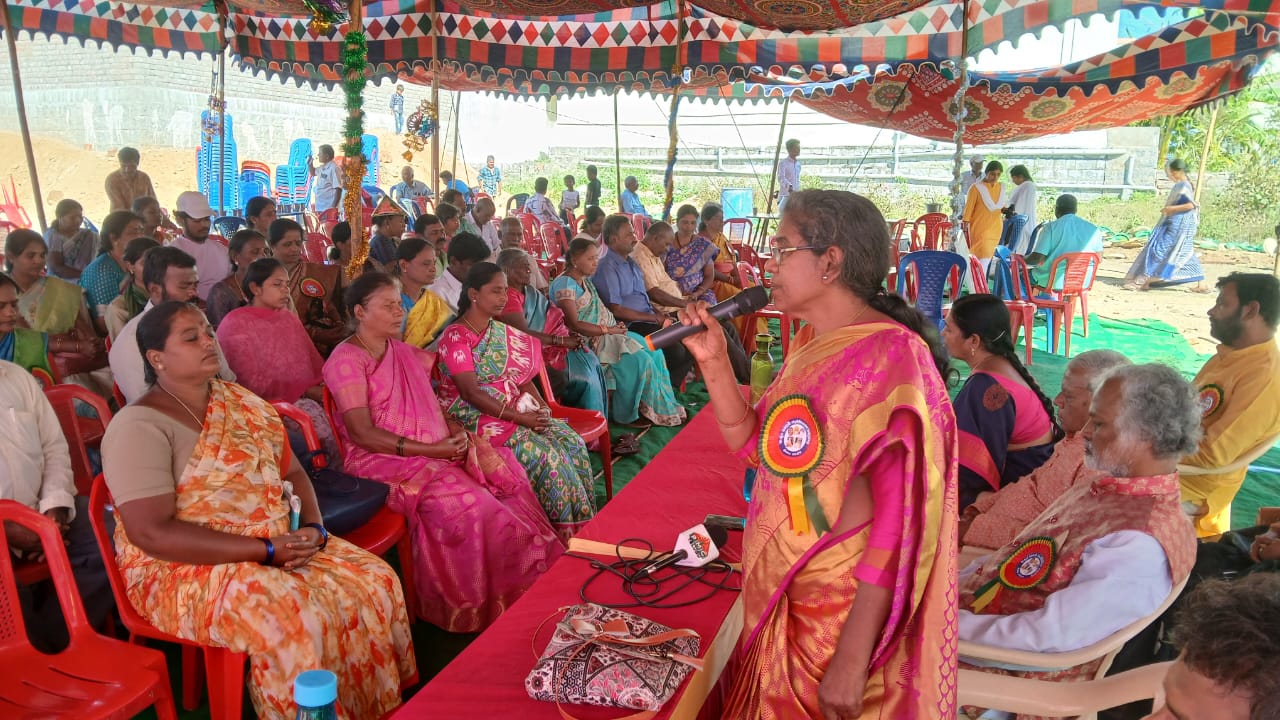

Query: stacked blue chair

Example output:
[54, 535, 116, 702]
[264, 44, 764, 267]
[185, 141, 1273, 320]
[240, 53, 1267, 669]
[288, 138, 312, 169]
[361, 134, 379, 186]
[895, 250, 967, 331]
[275, 138, 315, 215]
[197, 111, 239, 214]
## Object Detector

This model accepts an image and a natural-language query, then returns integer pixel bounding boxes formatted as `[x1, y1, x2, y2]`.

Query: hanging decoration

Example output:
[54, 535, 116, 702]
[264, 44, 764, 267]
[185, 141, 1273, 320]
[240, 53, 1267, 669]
[660, 91, 682, 223]
[401, 99, 439, 162]
[201, 94, 226, 143]
[304, 0, 347, 35]
[340, 25, 369, 280]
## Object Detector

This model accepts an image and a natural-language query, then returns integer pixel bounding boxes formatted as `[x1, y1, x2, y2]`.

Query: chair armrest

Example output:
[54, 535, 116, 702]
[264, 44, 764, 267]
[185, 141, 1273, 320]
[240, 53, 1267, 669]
[1178, 432, 1280, 476]
[271, 401, 327, 469]
[957, 662, 1171, 716]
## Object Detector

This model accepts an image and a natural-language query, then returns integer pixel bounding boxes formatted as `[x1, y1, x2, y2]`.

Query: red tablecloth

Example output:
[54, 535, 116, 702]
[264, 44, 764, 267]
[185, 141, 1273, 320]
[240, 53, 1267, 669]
[396, 405, 749, 719]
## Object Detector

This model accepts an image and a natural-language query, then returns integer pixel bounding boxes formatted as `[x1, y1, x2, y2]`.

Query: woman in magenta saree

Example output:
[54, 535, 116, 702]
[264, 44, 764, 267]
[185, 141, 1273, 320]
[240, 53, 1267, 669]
[322, 273, 563, 632]
[681, 190, 958, 719]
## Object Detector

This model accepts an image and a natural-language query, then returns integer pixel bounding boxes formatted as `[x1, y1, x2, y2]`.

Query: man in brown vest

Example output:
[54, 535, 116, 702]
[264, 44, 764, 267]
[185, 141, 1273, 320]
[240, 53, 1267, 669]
[958, 363, 1200, 716]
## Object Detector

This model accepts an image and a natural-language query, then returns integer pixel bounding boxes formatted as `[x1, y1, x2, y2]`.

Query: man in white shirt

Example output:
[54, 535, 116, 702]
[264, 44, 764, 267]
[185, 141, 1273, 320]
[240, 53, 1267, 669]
[429, 232, 492, 313]
[523, 177, 561, 227]
[958, 363, 1200, 708]
[0, 360, 113, 651]
[309, 144, 343, 213]
[775, 139, 801, 210]
[469, 197, 500, 255]
[168, 191, 232, 301]
[109, 246, 235, 404]
[960, 155, 985, 195]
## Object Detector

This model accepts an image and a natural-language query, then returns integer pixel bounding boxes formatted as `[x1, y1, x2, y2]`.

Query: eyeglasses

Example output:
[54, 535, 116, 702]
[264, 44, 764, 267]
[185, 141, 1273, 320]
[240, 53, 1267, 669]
[767, 237, 818, 262]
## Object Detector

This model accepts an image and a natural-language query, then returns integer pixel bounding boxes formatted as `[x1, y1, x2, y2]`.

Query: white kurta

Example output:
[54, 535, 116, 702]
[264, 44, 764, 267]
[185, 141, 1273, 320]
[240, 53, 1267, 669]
[1007, 181, 1038, 254]
[0, 360, 76, 519]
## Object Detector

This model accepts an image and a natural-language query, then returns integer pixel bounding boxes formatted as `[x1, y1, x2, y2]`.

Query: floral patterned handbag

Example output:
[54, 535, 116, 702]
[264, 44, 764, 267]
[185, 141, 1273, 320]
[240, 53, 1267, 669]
[525, 603, 704, 718]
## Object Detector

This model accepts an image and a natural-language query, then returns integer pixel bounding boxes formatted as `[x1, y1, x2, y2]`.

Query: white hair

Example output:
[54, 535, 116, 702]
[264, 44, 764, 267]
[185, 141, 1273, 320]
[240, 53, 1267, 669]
[1098, 363, 1202, 459]
[1069, 349, 1131, 385]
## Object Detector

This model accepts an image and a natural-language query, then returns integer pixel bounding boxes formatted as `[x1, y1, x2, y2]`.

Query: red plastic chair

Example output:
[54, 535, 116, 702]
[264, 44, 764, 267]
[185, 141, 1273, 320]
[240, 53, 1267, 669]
[310, 397, 420, 622]
[535, 364, 614, 501]
[514, 213, 542, 255]
[0, 500, 177, 719]
[564, 209, 580, 236]
[88, 476, 248, 718]
[539, 223, 568, 276]
[43, 384, 113, 497]
[304, 232, 333, 264]
[1, 176, 33, 229]
[725, 218, 752, 245]
[208, 234, 229, 248]
[736, 262, 798, 358]
[1013, 252, 1100, 357]
[969, 256, 1034, 366]
[629, 213, 652, 243]
[731, 242, 771, 288]
[910, 212, 948, 253]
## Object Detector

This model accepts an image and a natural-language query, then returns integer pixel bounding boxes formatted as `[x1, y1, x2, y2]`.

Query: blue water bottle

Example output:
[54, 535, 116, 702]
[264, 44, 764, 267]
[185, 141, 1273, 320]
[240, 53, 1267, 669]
[294, 669, 338, 720]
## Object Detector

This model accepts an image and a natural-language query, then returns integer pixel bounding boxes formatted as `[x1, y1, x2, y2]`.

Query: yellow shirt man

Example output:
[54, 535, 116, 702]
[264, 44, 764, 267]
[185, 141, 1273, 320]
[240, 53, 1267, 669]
[631, 240, 684, 314]
[1182, 340, 1280, 536]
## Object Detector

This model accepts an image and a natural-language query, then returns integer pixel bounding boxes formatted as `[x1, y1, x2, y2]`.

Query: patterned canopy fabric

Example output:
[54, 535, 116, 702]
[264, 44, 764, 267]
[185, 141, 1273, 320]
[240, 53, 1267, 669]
[2, 0, 1278, 138]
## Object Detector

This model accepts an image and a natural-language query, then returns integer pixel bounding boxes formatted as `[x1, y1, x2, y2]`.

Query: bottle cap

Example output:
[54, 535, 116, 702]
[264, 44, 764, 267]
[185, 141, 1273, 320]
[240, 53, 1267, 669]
[755, 333, 773, 346]
[294, 669, 337, 707]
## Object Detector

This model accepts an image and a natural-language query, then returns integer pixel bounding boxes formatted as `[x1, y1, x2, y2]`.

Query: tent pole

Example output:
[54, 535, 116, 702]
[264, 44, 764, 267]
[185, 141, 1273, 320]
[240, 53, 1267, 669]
[949, 0, 973, 263]
[429, 3, 440, 198]
[1, 8, 48, 231]
[217, 24, 227, 217]
[450, 90, 461, 183]
[614, 91, 623, 211]
[764, 96, 790, 217]
[1194, 105, 1219, 205]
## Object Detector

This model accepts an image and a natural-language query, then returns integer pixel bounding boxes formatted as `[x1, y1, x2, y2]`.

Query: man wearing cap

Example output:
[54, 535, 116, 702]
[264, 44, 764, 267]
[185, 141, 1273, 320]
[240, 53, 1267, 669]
[961, 156, 985, 195]
[368, 196, 408, 274]
[170, 191, 232, 301]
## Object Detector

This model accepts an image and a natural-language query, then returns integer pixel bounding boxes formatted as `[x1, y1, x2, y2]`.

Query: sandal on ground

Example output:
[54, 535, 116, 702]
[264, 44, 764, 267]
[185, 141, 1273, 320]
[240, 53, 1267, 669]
[611, 433, 641, 456]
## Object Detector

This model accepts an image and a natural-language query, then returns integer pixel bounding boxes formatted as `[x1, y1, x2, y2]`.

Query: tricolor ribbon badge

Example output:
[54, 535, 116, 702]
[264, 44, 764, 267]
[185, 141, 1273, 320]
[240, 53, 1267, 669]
[970, 536, 1058, 614]
[758, 394, 828, 535]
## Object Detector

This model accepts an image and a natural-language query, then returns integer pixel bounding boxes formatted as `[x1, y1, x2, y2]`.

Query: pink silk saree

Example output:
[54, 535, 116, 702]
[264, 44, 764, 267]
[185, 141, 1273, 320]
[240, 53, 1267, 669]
[723, 322, 959, 719]
[323, 339, 563, 632]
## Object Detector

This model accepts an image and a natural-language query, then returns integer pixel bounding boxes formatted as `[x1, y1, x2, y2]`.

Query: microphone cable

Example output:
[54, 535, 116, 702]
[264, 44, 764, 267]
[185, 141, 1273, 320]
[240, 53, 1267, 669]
[566, 538, 742, 610]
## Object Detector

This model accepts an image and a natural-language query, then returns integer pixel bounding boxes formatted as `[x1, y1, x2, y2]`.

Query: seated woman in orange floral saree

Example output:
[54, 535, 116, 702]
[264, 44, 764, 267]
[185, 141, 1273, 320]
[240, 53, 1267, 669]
[102, 301, 416, 720]
[680, 190, 958, 719]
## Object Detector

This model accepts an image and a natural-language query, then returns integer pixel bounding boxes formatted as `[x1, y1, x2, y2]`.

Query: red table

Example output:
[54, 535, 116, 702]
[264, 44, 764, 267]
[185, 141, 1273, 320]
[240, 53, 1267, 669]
[396, 405, 749, 719]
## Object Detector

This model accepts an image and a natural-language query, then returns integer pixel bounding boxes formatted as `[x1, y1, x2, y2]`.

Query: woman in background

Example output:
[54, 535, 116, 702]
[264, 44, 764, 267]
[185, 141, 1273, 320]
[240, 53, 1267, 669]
[205, 229, 269, 329]
[267, 218, 346, 354]
[1005, 165, 1038, 255]
[1124, 158, 1207, 292]
[80, 210, 145, 334]
[664, 204, 718, 305]
[963, 160, 1006, 272]
[103, 236, 159, 341]
[44, 198, 98, 280]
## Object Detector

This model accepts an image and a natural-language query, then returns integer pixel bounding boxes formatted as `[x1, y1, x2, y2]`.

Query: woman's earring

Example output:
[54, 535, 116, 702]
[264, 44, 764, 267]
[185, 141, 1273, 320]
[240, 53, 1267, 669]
[822, 274, 829, 281]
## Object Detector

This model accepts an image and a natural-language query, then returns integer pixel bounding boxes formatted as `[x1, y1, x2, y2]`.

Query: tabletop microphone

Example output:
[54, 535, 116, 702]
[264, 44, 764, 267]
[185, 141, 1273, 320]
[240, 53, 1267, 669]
[645, 285, 769, 351]
[636, 524, 729, 579]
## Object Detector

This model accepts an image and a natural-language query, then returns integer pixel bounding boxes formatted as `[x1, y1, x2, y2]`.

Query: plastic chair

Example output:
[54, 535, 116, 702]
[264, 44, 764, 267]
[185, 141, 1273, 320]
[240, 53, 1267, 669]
[535, 364, 614, 501]
[42, 384, 113, 496]
[514, 213, 543, 256]
[999, 213, 1029, 251]
[731, 242, 771, 288]
[564, 208, 580, 236]
[969, 257, 1034, 366]
[539, 223, 567, 276]
[958, 577, 1187, 720]
[895, 250, 966, 330]
[1177, 430, 1280, 526]
[725, 218, 752, 244]
[310, 396, 420, 620]
[1, 176, 33, 228]
[304, 233, 333, 264]
[88, 476, 248, 718]
[506, 193, 530, 214]
[910, 212, 948, 253]
[1024, 221, 1046, 256]
[887, 218, 908, 250]
[737, 262, 798, 357]
[0, 500, 178, 719]
[629, 214, 652, 243]
[1013, 252, 1100, 357]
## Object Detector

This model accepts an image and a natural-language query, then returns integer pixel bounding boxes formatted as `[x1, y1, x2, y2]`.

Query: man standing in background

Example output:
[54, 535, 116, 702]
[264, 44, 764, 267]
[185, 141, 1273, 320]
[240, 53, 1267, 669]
[308, 144, 342, 214]
[478, 155, 502, 198]
[390, 84, 406, 134]
[775, 139, 801, 211]
[105, 147, 157, 212]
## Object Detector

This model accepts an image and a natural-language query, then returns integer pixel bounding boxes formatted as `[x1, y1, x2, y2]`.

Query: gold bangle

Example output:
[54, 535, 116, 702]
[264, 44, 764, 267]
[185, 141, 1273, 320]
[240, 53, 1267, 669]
[717, 403, 753, 430]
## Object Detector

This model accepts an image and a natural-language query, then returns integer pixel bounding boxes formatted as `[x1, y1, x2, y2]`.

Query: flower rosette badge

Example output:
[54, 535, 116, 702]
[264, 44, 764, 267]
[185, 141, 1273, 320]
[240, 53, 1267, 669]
[969, 536, 1058, 614]
[758, 394, 829, 535]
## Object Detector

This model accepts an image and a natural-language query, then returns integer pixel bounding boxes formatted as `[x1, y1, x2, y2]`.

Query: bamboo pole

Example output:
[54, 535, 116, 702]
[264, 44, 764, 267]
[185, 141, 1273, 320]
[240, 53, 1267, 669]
[450, 90, 461, 183]
[1194, 105, 1220, 205]
[1, 8, 48, 231]
[614, 91, 623, 211]
[763, 96, 791, 216]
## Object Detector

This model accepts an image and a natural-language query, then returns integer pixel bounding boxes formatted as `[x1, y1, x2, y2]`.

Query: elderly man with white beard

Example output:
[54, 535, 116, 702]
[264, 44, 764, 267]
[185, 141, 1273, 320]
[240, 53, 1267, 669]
[956, 363, 1201, 720]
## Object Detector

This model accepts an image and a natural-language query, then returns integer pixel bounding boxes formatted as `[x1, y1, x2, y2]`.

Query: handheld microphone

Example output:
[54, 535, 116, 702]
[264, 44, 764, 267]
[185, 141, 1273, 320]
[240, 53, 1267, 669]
[644, 285, 769, 350]
[636, 524, 729, 579]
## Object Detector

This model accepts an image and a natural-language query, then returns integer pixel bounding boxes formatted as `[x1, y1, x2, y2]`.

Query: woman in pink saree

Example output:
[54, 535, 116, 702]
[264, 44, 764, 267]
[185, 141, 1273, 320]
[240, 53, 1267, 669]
[680, 190, 959, 719]
[322, 272, 563, 632]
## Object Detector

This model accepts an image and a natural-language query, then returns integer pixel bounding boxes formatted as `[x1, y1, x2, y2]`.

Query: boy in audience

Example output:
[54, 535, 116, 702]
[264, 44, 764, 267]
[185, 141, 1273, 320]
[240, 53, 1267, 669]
[523, 177, 561, 227]
[560, 175, 580, 224]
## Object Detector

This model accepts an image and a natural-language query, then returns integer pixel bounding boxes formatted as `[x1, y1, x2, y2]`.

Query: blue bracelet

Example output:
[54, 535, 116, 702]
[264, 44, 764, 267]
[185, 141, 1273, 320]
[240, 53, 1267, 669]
[259, 537, 275, 566]
[303, 522, 329, 550]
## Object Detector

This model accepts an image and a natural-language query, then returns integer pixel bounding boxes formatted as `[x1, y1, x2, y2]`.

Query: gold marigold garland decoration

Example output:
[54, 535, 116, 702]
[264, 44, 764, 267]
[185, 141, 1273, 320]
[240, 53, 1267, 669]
[340, 28, 369, 279]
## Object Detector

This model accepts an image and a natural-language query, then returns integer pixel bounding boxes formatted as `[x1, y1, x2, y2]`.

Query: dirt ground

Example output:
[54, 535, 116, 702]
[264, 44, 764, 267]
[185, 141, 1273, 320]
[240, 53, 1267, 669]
[3, 130, 1275, 354]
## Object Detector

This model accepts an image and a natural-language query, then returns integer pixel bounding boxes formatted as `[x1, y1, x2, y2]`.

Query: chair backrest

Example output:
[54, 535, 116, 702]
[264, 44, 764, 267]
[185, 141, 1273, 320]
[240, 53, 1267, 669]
[211, 216, 245, 238]
[564, 209, 579, 236]
[1025, 221, 1046, 256]
[931, 220, 953, 251]
[736, 261, 762, 289]
[725, 218, 753, 243]
[630, 213, 652, 242]
[0, 500, 93, 649]
[999, 213, 1028, 249]
[42, 384, 113, 496]
[896, 250, 966, 326]
[321, 387, 347, 459]
[990, 250, 1017, 300]
[1179, 430, 1280, 477]
[514, 213, 541, 254]
[506, 193, 530, 214]
[1009, 255, 1036, 302]
[888, 218, 907, 247]
[1045, 252, 1101, 295]
[287, 138, 312, 168]
[540, 223, 567, 265]
[304, 233, 333, 264]
[968, 255, 990, 294]
[271, 401, 329, 469]
[911, 212, 948, 252]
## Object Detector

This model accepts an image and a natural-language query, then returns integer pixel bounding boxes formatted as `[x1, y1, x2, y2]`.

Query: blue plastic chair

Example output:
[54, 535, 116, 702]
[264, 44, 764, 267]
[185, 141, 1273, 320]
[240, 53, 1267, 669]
[1025, 221, 1046, 256]
[288, 138, 312, 169]
[211, 216, 246, 237]
[896, 250, 967, 330]
[81, 217, 99, 233]
[999, 214, 1028, 250]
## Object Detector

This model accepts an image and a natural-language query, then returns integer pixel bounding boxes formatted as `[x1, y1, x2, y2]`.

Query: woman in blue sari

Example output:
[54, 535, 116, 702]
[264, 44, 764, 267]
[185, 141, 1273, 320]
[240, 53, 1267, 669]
[1124, 159, 1207, 292]
[552, 239, 686, 428]
[496, 248, 607, 418]
[79, 210, 146, 335]
[664, 204, 718, 305]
